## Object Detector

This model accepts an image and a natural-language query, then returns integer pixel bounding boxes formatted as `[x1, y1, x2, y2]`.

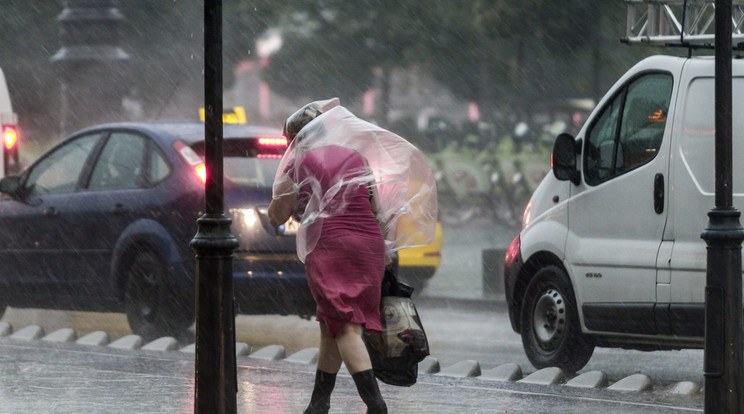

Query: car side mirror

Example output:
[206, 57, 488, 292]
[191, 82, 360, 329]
[0, 176, 21, 198]
[552, 133, 581, 185]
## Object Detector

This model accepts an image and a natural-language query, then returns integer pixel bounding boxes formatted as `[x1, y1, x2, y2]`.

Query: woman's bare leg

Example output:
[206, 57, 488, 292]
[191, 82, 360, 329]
[334, 322, 372, 375]
[304, 323, 341, 414]
[335, 322, 387, 413]
[317, 322, 342, 373]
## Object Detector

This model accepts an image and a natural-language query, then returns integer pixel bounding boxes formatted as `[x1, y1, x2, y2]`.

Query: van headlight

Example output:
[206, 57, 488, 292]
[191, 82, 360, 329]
[522, 201, 532, 229]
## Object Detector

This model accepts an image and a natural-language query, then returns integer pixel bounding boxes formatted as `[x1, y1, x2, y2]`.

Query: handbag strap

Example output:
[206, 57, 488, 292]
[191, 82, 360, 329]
[382, 267, 413, 298]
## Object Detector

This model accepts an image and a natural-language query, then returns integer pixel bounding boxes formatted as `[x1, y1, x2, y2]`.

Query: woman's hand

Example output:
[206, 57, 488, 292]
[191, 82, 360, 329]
[268, 174, 297, 228]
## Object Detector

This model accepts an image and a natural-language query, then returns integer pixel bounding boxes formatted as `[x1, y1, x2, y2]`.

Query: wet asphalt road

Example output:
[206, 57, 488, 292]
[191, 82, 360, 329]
[0, 336, 703, 413]
[0, 216, 710, 411]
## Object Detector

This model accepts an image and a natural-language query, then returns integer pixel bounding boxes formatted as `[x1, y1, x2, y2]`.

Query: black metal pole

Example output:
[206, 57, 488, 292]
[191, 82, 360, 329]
[702, 1, 744, 412]
[191, 0, 239, 413]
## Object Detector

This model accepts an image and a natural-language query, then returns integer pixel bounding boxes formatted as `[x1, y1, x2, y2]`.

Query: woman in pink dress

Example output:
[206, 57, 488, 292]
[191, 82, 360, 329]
[269, 101, 388, 414]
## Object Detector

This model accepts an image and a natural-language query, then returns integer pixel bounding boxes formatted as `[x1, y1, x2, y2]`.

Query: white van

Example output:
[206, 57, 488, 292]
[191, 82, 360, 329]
[504, 54, 744, 373]
[0, 67, 18, 178]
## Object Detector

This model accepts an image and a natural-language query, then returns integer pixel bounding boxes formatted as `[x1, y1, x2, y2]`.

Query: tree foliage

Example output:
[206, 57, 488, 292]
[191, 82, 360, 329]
[262, 0, 432, 105]
[0, 0, 666, 143]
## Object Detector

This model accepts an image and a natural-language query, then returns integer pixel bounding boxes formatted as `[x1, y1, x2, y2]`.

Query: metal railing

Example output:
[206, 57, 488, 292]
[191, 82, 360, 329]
[623, 0, 744, 48]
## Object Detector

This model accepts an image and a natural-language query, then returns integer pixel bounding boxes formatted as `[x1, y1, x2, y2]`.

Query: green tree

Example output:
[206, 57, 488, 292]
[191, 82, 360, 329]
[262, 0, 433, 125]
[415, 1, 660, 122]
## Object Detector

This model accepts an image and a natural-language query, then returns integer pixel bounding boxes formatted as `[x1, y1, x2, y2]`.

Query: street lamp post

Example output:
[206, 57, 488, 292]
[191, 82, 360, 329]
[191, 1, 239, 413]
[51, 0, 129, 135]
[702, 0, 744, 412]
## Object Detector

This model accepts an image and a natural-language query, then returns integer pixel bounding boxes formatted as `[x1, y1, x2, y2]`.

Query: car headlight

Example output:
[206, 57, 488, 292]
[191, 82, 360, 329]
[230, 208, 258, 229]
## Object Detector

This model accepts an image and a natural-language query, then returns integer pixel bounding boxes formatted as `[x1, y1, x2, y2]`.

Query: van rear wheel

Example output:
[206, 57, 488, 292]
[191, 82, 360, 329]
[520, 265, 594, 373]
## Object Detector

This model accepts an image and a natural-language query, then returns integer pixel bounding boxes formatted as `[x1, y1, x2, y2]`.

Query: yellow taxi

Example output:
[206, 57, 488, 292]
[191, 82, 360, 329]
[397, 221, 443, 292]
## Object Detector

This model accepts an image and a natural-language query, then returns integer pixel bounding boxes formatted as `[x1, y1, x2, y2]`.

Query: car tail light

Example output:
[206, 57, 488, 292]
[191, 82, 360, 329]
[257, 153, 282, 159]
[257, 136, 288, 158]
[3, 124, 19, 175]
[258, 137, 287, 147]
[195, 163, 207, 183]
[3, 125, 17, 149]
[173, 140, 206, 183]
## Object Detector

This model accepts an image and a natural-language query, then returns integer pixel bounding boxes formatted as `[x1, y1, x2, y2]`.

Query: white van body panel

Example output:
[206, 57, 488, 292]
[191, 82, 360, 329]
[668, 59, 744, 303]
[568, 66, 681, 308]
[519, 173, 570, 265]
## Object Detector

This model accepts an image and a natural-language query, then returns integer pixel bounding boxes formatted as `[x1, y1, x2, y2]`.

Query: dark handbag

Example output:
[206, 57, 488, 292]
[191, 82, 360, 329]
[363, 266, 430, 387]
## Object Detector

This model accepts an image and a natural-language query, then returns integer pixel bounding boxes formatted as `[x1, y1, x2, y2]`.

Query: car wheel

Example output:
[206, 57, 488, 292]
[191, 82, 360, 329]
[520, 265, 594, 373]
[124, 252, 193, 342]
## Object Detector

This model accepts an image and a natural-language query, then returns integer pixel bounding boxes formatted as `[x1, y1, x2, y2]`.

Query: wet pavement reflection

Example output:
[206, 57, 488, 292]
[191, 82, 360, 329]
[0, 336, 702, 413]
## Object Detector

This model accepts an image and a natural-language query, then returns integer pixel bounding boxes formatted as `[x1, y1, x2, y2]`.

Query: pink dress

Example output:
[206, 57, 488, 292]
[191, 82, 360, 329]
[290, 145, 385, 337]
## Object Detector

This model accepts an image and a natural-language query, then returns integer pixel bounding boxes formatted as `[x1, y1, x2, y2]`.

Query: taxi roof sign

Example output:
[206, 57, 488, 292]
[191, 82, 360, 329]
[198, 106, 247, 124]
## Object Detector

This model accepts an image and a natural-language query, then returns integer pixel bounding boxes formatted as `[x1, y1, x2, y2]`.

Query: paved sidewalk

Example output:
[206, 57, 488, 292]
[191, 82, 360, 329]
[0, 335, 702, 414]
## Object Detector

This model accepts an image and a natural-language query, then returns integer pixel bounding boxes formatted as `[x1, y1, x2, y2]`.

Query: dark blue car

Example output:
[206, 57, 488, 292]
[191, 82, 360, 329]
[0, 121, 315, 340]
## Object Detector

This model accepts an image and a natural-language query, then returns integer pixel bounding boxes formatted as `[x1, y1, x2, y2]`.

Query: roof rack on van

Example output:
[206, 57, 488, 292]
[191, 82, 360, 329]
[623, 0, 744, 50]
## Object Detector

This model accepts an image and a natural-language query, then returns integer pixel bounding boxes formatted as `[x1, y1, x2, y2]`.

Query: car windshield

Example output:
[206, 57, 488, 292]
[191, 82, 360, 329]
[224, 156, 280, 188]
[191, 137, 284, 188]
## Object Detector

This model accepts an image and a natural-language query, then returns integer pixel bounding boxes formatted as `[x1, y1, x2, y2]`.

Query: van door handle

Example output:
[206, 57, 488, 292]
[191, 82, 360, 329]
[654, 173, 664, 214]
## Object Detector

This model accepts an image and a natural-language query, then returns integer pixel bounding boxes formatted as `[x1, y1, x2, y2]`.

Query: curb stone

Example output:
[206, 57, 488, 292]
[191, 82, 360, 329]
[0, 322, 703, 398]
[43, 328, 76, 343]
[418, 356, 440, 374]
[77, 331, 110, 346]
[108, 334, 143, 350]
[437, 360, 481, 377]
[142, 337, 179, 352]
[665, 381, 701, 396]
[0, 321, 12, 337]
[236, 342, 251, 356]
[285, 347, 318, 364]
[608, 373, 653, 392]
[565, 370, 608, 388]
[479, 363, 522, 382]
[519, 367, 565, 385]
[248, 344, 285, 360]
[11, 325, 44, 341]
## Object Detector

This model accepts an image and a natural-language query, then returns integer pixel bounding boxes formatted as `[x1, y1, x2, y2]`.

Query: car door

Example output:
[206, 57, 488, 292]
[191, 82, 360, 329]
[0, 133, 103, 297]
[60, 131, 150, 297]
[565, 72, 675, 335]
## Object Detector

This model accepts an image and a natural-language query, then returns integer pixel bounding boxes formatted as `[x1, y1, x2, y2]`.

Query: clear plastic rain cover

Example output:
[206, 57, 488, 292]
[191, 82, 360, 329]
[273, 99, 438, 262]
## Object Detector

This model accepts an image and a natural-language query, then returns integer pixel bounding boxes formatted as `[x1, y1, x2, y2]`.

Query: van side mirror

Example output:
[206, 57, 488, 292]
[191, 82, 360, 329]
[552, 133, 581, 185]
[0, 176, 21, 197]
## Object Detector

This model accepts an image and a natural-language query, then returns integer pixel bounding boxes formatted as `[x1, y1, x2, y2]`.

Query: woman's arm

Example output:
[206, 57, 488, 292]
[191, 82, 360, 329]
[368, 182, 392, 267]
[268, 174, 297, 228]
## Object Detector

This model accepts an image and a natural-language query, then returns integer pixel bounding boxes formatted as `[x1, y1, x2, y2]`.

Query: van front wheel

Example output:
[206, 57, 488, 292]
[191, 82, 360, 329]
[520, 265, 595, 373]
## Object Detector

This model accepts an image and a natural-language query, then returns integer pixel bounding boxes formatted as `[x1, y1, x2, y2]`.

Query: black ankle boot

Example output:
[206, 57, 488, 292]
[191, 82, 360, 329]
[351, 369, 387, 414]
[304, 370, 337, 414]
